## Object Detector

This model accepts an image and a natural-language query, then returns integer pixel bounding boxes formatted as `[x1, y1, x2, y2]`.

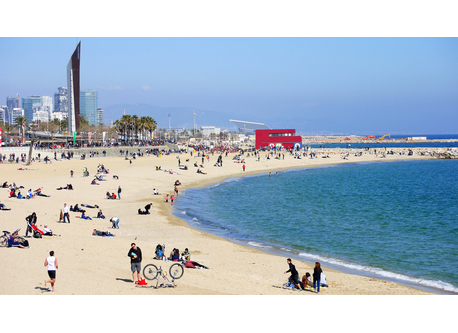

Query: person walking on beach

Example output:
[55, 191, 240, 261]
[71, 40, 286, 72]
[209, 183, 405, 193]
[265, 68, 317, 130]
[44, 251, 58, 292]
[62, 203, 70, 223]
[25, 212, 37, 237]
[70, 170, 74, 178]
[313, 262, 323, 293]
[284, 258, 303, 290]
[128, 243, 142, 284]
[118, 186, 122, 200]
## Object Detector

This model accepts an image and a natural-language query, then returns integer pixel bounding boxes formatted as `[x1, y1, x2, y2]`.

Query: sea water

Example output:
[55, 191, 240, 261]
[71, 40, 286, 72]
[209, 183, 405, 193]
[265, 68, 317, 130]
[174, 159, 458, 294]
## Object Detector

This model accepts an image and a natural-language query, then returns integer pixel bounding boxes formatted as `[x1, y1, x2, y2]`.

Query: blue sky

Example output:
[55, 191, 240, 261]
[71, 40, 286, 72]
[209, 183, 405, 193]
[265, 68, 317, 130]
[1, 17, 457, 134]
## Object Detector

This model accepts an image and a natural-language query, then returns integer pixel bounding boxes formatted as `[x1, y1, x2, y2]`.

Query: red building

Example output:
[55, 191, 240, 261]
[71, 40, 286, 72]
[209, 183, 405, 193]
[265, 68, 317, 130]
[255, 129, 302, 150]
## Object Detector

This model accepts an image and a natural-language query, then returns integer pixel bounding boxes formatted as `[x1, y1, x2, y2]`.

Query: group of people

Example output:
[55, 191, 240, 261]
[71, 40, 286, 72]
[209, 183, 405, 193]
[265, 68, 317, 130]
[284, 259, 328, 293]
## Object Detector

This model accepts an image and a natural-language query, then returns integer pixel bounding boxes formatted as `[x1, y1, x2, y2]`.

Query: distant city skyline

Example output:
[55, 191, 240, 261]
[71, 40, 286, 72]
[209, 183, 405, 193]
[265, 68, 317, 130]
[1, 37, 457, 134]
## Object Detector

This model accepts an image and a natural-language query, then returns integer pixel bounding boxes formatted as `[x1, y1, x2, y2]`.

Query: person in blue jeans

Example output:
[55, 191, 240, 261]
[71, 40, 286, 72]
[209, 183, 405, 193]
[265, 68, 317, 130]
[110, 217, 120, 229]
[313, 262, 323, 293]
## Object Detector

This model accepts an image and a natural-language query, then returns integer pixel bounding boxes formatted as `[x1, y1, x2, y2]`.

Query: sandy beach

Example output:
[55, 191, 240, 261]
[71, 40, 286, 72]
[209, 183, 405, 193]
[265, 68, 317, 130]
[0, 146, 441, 297]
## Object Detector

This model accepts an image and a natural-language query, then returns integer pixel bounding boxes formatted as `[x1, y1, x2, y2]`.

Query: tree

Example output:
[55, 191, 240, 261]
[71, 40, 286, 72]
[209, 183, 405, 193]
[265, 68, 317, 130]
[14, 115, 28, 144]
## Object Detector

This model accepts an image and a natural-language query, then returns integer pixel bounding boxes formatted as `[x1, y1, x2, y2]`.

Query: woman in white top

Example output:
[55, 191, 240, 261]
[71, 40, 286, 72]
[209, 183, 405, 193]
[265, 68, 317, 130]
[44, 251, 58, 292]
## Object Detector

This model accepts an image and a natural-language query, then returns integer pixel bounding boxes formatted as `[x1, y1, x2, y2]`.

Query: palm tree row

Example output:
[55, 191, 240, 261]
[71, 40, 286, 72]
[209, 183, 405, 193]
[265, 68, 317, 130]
[113, 115, 157, 142]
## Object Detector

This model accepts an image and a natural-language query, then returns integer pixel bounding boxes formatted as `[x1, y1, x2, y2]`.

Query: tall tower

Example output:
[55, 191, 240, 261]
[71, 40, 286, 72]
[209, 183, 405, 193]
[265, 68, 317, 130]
[67, 42, 81, 133]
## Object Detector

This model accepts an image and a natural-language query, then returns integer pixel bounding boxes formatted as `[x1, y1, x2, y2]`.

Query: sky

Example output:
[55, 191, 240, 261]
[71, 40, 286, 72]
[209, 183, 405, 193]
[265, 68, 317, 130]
[1, 3, 457, 135]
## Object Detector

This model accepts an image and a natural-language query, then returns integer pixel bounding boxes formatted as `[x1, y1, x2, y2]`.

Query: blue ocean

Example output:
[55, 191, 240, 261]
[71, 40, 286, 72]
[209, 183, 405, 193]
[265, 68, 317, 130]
[174, 159, 458, 294]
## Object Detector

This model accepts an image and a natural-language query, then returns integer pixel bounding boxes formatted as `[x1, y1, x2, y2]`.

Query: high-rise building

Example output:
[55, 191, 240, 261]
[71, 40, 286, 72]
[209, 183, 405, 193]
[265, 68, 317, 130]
[22, 96, 53, 123]
[54, 87, 68, 114]
[67, 42, 81, 133]
[0, 105, 6, 124]
[6, 96, 19, 124]
[11, 108, 24, 124]
[22, 96, 42, 123]
[80, 90, 98, 126]
[97, 107, 104, 126]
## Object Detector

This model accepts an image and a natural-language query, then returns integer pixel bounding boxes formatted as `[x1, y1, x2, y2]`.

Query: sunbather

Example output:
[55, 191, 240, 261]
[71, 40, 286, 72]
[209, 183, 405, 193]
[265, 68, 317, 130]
[92, 229, 116, 237]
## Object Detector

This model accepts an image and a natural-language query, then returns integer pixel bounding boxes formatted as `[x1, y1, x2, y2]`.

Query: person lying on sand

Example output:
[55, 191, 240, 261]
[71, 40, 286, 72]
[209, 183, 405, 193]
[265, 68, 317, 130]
[92, 229, 116, 237]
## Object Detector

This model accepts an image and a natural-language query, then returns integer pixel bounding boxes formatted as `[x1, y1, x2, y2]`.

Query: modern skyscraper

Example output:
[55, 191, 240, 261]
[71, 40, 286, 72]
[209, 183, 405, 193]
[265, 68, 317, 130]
[22, 96, 42, 123]
[54, 87, 68, 114]
[6, 96, 19, 124]
[97, 108, 104, 126]
[80, 90, 98, 126]
[67, 42, 81, 133]
[22, 96, 53, 123]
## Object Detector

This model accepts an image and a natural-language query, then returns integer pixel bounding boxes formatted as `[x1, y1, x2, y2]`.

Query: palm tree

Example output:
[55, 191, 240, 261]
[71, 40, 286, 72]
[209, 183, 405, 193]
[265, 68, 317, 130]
[120, 114, 132, 142]
[14, 115, 28, 144]
[131, 115, 140, 142]
[1, 123, 14, 144]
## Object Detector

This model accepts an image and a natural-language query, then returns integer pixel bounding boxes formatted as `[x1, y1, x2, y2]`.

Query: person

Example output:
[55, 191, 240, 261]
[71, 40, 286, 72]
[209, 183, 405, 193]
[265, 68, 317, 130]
[170, 195, 174, 204]
[170, 248, 180, 261]
[302, 272, 313, 288]
[25, 212, 37, 237]
[91, 179, 99, 185]
[70, 170, 74, 177]
[43, 225, 58, 236]
[110, 217, 120, 229]
[8, 234, 26, 248]
[44, 251, 58, 292]
[144, 203, 152, 214]
[313, 262, 323, 293]
[128, 243, 142, 284]
[111, 193, 117, 199]
[165, 194, 169, 203]
[118, 186, 122, 199]
[27, 189, 33, 199]
[81, 203, 99, 209]
[174, 185, 179, 197]
[284, 258, 303, 290]
[184, 260, 209, 269]
[80, 210, 92, 220]
[0, 201, 11, 210]
[62, 203, 70, 223]
[92, 229, 115, 237]
[243, 164, 246, 172]
[181, 248, 191, 261]
[97, 210, 106, 219]
[153, 188, 159, 195]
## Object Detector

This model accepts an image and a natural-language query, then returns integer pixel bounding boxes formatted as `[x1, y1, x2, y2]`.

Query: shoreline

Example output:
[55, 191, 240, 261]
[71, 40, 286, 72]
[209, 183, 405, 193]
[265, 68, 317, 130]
[0, 147, 446, 295]
[171, 159, 456, 295]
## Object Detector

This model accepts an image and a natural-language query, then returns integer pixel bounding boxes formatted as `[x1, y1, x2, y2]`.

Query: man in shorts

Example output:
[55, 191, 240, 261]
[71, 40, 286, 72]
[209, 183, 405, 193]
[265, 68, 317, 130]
[128, 243, 142, 284]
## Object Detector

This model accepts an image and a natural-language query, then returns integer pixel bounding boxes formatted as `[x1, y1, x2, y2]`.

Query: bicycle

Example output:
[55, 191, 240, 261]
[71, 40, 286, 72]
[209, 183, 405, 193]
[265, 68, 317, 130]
[1, 228, 20, 247]
[142, 264, 184, 288]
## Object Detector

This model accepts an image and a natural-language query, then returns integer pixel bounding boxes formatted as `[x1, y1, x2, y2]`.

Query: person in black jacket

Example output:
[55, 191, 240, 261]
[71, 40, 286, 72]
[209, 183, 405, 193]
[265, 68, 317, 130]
[25, 212, 37, 237]
[313, 262, 323, 293]
[128, 243, 142, 284]
[284, 258, 303, 289]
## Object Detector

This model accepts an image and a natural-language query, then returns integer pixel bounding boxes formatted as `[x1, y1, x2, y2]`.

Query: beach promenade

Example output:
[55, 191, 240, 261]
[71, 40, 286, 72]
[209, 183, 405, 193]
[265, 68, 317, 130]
[0, 146, 436, 295]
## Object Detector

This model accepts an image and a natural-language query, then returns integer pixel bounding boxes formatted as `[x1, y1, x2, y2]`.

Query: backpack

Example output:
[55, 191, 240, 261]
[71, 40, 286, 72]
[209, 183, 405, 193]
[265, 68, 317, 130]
[155, 244, 164, 257]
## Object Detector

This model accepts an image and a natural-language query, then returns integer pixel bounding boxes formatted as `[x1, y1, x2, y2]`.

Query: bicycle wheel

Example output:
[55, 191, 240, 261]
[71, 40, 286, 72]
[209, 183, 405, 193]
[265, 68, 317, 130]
[143, 264, 160, 280]
[0, 237, 7, 247]
[169, 263, 184, 279]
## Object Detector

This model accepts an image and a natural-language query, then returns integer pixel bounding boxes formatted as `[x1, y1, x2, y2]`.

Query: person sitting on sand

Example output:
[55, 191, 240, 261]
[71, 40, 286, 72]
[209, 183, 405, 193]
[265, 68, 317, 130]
[138, 208, 149, 215]
[302, 272, 313, 288]
[96, 210, 106, 219]
[145, 203, 152, 214]
[92, 229, 116, 237]
[153, 188, 159, 195]
[181, 248, 191, 261]
[43, 225, 59, 236]
[79, 210, 92, 220]
[27, 189, 34, 199]
[106, 191, 111, 199]
[10, 188, 16, 198]
[17, 191, 26, 199]
[111, 193, 117, 199]
[8, 234, 26, 248]
[91, 179, 99, 185]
